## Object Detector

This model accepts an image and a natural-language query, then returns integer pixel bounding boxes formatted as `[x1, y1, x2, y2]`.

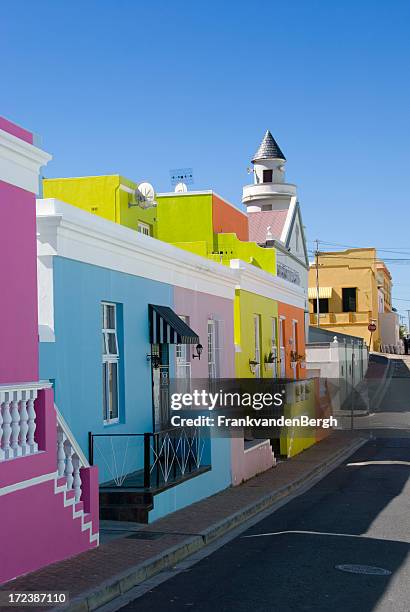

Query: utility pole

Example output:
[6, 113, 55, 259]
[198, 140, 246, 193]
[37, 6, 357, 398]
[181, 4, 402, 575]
[407, 310, 410, 336]
[315, 239, 320, 327]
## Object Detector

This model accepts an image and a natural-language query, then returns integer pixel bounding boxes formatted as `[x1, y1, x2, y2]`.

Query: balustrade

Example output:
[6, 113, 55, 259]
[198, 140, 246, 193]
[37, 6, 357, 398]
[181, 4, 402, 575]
[56, 410, 89, 503]
[0, 384, 41, 461]
[0, 383, 87, 505]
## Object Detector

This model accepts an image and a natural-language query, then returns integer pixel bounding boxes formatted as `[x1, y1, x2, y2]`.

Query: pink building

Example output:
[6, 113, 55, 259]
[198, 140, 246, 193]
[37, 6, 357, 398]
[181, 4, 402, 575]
[0, 118, 99, 585]
[173, 286, 235, 379]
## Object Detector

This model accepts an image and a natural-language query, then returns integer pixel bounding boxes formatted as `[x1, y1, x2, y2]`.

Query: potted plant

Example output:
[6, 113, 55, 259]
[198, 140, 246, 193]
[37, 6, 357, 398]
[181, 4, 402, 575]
[249, 359, 259, 374]
[264, 350, 277, 371]
[290, 351, 306, 369]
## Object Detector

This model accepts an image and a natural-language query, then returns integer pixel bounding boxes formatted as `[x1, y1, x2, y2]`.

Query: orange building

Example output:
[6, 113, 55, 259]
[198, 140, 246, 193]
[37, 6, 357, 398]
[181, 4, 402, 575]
[277, 301, 306, 379]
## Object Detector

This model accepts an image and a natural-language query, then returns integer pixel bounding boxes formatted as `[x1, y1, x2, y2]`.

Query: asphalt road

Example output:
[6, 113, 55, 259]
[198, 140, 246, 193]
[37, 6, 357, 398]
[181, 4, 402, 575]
[119, 361, 410, 612]
[354, 355, 410, 434]
[120, 438, 410, 612]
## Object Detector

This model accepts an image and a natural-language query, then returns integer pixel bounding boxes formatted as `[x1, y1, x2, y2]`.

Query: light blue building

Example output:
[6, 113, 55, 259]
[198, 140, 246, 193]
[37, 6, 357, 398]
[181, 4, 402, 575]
[37, 199, 236, 522]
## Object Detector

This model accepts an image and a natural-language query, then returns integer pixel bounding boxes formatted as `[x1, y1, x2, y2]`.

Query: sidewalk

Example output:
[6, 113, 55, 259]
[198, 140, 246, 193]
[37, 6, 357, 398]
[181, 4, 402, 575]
[0, 431, 367, 612]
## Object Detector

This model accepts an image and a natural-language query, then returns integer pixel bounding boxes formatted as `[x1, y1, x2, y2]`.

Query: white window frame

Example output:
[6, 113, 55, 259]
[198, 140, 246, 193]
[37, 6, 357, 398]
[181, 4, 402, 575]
[271, 317, 278, 378]
[175, 315, 191, 379]
[279, 316, 286, 378]
[137, 222, 151, 236]
[102, 302, 120, 424]
[253, 314, 261, 378]
[291, 319, 298, 379]
[208, 319, 217, 379]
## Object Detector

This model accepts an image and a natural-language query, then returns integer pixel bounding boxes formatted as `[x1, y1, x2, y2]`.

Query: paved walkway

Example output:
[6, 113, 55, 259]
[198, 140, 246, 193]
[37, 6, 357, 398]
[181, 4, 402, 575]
[0, 430, 366, 612]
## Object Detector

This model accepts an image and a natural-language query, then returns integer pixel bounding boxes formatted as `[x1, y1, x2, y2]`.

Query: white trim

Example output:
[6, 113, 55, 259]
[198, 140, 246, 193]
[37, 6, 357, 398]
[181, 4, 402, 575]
[230, 259, 306, 309]
[137, 221, 151, 236]
[0, 380, 52, 393]
[36, 199, 307, 338]
[280, 196, 297, 244]
[119, 184, 134, 194]
[36, 199, 239, 323]
[56, 405, 89, 467]
[0, 471, 56, 497]
[244, 439, 271, 454]
[0, 128, 51, 193]
[102, 303, 120, 423]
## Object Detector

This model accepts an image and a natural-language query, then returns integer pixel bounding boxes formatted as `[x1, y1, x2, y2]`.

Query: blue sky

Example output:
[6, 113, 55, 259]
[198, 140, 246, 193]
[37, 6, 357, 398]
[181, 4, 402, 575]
[2, 0, 410, 318]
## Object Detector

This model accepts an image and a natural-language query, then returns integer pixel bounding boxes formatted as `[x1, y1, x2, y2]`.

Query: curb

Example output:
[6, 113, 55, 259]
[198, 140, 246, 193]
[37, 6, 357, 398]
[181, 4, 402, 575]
[65, 435, 367, 612]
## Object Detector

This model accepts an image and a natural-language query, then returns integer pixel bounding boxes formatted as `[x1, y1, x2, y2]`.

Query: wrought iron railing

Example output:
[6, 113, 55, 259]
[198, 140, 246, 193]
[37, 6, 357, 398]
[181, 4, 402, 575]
[89, 426, 207, 490]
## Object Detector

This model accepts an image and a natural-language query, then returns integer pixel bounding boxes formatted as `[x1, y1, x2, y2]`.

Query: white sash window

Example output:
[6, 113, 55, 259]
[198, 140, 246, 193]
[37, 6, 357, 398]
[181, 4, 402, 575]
[102, 302, 120, 423]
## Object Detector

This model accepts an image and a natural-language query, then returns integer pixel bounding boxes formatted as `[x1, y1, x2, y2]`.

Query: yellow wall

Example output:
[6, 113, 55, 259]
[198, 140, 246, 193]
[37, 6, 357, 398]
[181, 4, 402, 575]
[234, 289, 279, 378]
[280, 380, 316, 457]
[308, 248, 380, 349]
[43, 176, 157, 234]
[376, 262, 393, 312]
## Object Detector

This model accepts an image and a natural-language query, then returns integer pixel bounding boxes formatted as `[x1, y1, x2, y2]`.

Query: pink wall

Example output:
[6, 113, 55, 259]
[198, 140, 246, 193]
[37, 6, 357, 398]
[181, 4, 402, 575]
[0, 389, 99, 584]
[0, 477, 98, 584]
[0, 389, 55, 489]
[0, 180, 39, 384]
[0, 117, 33, 144]
[231, 438, 275, 486]
[173, 287, 235, 378]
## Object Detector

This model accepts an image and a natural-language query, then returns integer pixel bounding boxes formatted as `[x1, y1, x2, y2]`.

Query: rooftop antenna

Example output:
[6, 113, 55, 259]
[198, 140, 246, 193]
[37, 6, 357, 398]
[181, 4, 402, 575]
[170, 167, 194, 191]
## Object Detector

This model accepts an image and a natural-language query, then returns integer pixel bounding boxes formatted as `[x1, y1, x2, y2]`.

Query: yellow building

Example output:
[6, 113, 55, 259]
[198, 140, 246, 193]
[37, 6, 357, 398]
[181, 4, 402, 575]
[376, 261, 393, 313]
[308, 248, 380, 350]
[43, 175, 157, 235]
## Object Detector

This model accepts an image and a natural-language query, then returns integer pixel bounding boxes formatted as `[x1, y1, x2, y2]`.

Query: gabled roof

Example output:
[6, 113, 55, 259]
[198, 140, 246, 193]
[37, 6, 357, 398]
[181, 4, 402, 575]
[248, 210, 288, 243]
[252, 130, 286, 162]
[247, 202, 309, 268]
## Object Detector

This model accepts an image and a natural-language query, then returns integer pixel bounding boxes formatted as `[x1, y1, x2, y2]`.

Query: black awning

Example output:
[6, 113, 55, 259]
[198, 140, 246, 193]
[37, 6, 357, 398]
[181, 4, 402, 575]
[149, 305, 200, 345]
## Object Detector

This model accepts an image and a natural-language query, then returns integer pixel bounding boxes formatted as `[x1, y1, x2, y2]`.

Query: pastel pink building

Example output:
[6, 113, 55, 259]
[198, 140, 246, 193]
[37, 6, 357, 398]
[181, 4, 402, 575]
[0, 117, 99, 585]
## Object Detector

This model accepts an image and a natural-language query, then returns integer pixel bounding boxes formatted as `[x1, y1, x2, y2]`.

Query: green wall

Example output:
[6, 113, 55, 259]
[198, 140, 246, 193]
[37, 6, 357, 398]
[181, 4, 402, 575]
[234, 289, 279, 378]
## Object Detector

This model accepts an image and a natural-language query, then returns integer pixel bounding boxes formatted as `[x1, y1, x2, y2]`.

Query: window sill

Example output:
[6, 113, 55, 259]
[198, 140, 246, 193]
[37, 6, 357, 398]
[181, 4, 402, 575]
[103, 418, 120, 427]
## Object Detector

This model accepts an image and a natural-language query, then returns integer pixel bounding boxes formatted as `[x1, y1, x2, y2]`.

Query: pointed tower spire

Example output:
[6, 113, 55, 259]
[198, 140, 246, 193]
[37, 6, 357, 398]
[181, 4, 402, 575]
[252, 130, 286, 162]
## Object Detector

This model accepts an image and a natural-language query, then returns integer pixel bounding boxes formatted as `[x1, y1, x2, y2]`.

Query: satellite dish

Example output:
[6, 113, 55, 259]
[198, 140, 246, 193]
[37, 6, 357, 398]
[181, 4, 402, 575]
[135, 182, 156, 209]
[175, 182, 188, 193]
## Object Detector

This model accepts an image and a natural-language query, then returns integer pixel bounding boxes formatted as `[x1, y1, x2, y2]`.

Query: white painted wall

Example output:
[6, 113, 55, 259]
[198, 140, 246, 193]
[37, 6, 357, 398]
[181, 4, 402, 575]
[306, 338, 368, 411]
[379, 311, 400, 347]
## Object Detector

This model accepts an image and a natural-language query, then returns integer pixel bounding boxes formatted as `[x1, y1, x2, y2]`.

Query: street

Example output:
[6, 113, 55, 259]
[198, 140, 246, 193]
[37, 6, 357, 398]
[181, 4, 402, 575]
[120, 359, 410, 612]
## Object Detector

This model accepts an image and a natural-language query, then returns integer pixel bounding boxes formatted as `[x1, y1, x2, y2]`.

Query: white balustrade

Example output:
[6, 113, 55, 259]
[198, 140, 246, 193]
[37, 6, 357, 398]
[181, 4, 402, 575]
[55, 408, 89, 505]
[0, 384, 43, 461]
[57, 426, 65, 477]
[63, 438, 74, 490]
[0, 383, 88, 507]
[72, 454, 82, 502]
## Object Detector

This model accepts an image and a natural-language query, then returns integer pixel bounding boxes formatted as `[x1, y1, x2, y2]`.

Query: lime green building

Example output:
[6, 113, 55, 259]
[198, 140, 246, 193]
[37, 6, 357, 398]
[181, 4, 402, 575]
[43, 175, 157, 236]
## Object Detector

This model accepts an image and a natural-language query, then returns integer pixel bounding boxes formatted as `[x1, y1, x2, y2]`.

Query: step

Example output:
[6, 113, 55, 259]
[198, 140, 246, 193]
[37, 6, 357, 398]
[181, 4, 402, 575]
[99, 490, 153, 506]
[99, 504, 152, 523]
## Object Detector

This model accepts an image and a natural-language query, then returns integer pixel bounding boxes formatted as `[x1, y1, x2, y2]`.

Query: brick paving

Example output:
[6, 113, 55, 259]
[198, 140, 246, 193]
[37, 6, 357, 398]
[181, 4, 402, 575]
[0, 430, 364, 610]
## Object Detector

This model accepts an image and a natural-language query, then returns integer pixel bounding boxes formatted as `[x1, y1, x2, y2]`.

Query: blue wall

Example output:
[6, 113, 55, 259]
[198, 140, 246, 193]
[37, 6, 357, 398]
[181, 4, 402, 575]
[39, 256, 173, 470]
[149, 434, 232, 522]
[39, 255, 232, 514]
